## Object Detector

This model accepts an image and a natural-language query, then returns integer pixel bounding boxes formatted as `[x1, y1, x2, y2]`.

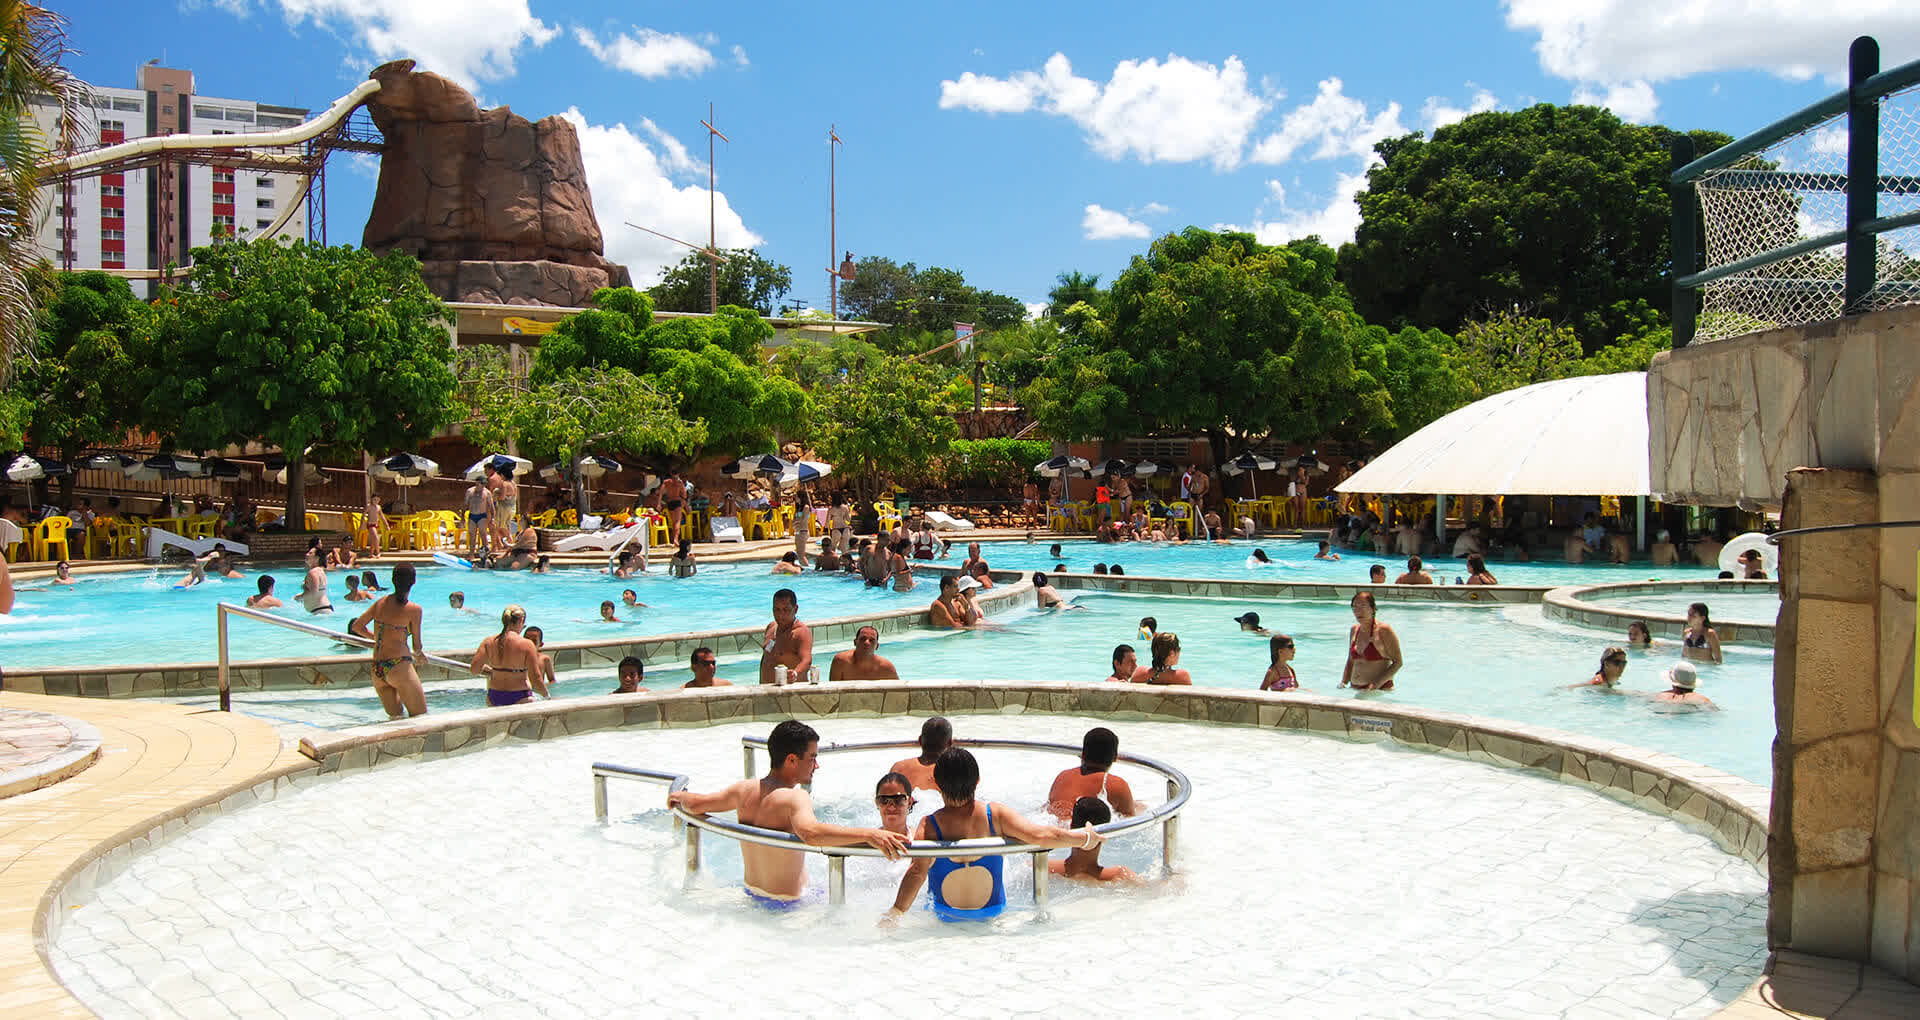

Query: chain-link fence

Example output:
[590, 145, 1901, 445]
[1677, 40, 1920, 345]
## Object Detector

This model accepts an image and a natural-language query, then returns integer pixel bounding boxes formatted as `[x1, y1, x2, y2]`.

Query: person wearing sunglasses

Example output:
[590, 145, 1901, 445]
[1572, 646, 1629, 691]
[685, 647, 730, 688]
[1261, 634, 1299, 692]
[874, 772, 914, 837]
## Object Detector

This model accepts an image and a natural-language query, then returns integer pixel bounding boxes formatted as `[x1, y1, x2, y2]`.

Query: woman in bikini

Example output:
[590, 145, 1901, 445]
[1682, 602, 1723, 664]
[1130, 632, 1193, 685]
[889, 538, 915, 593]
[1340, 590, 1402, 692]
[887, 747, 1101, 923]
[348, 563, 427, 719]
[468, 604, 548, 706]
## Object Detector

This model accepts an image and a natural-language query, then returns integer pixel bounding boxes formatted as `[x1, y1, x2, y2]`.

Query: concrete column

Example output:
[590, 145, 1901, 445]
[1770, 467, 1883, 962]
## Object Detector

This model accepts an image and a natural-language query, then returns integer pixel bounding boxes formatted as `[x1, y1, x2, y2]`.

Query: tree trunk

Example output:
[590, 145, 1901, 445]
[287, 452, 307, 529]
[575, 475, 590, 516]
[1205, 428, 1231, 502]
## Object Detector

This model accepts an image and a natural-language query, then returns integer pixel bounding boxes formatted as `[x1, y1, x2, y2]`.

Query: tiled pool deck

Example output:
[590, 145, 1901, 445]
[2, 676, 1915, 1016]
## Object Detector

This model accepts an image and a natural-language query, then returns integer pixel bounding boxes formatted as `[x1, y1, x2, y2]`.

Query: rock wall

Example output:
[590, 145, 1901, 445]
[360, 60, 630, 306]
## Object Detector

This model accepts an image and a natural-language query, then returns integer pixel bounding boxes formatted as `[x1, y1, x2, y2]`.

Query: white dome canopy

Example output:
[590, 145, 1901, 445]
[1337, 372, 1650, 497]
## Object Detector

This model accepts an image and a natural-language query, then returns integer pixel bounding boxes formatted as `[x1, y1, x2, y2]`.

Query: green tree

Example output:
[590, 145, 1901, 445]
[647, 248, 793, 315]
[811, 356, 958, 501]
[0, 2, 90, 381]
[1338, 104, 1731, 349]
[10, 269, 146, 499]
[650, 343, 807, 455]
[1045, 270, 1105, 317]
[1350, 324, 1466, 441]
[1453, 309, 1584, 402]
[1573, 323, 1673, 375]
[836, 255, 1023, 347]
[140, 238, 458, 522]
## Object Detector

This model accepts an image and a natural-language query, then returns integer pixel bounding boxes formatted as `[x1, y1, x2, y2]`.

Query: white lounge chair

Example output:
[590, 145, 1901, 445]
[924, 510, 976, 531]
[550, 523, 645, 553]
[145, 528, 249, 559]
[710, 515, 744, 543]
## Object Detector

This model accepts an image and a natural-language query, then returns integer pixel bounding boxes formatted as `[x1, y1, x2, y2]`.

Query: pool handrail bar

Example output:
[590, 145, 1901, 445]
[592, 736, 1192, 907]
[214, 601, 470, 712]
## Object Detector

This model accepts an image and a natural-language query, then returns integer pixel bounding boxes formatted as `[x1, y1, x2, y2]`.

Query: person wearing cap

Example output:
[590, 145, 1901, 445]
[830, 625, 898, 682]
[1234, 611, 1271, 635]
[1737, 548, 1768, 580]
[929, 575, 966, 629]
[1653, 661, 1717, 710]
[1650, 529, 1679, 567]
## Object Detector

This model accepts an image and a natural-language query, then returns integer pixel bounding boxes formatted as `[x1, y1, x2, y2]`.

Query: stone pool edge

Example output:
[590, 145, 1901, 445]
[1544, 578, 1780, 647]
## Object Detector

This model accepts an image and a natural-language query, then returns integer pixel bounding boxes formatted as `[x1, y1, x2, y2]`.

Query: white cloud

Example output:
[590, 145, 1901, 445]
[1571, 79, 1659, 123]
[1504, 0, 1920, 85]
[940, 52, 1269, 170]
[1133, 201, 1170, 217]
[1248, 169, 1372, 246]
[1082, 203, 1151, 240]
[573, 26, 714, 79]
[256, 0, 558, 88]
[639, 117, 702, 176]
[731, 44, 750, 68]
[560, 108, 763, 286]
[1249, 78, 1403, 165]
[1420, 87, 1499, 131]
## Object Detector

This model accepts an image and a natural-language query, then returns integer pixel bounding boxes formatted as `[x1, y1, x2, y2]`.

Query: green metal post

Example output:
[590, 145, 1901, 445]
[1671, 136, 1698, 347]
[1845, 36, 1880, 314]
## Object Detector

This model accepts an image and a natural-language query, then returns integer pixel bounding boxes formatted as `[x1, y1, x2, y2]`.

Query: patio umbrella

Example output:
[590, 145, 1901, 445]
[575, 454, 622, 479]
[1091, 458, 1130, 478]
[1285, 454, 1327, 474]
[267, 461, 323, 485]
[124, 454, 204, 481]
[465, 453, 532, 482]
[202, 458, 243, 482]
[537, 463, 568, 484]
[723, 453, 791, 479]
[779, 459, 832, 485]
[1131, 460, 1165, 477]
[1033, 454, 1091, 477]
[371, 453, 439, 513]
[1221, 451, 1278, 498]
[81, 453, 135, 472]
[6, 453, 70, 482]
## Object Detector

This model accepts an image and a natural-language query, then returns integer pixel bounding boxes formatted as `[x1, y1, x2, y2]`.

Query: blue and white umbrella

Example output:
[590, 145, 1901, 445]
[1222, 451, 1278, 498]
[370, 453, 439, 485]
[576, 454, 623, 480]
[1033, 454, 1091, 478]
[723, 453, 791, 479]
[465, 453, 532, 482]
[125, 454, 204, 481]
[6, 453, 71, 482]
[779, 459, 833, 485]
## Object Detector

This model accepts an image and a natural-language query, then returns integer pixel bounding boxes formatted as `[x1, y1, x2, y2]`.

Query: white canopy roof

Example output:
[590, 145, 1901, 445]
[1336, 372, 1650, 496]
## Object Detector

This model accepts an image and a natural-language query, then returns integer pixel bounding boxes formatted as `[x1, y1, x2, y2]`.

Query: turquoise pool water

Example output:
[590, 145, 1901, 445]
[1583, 590, 1781, 627]
[221, 592, 1775, 783]
[0, 563, 927, 667]
[973, 537, 1720, 586]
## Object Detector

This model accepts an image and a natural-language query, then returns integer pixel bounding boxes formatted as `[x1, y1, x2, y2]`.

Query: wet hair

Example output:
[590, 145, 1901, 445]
[391, 563, 415, 605]
[855, 624, 879, 641]
[1466, 553, 1486, 575]
[1092, 563, 1108, 574]
[362, 570, 379, 588]
[619, 655, 644, 677]
[1627, 620, 1652, 644]
[1053, 564, 1066, 573]
[1689, 602, 1712, 628]
[525, 626, 544, 647]
[499, 604, 526, 637]
[536, 555, 550, 569]
[933, 746, 981, 803]
[780, 551, 798, 563]
[1112, 643, 1134, 670]
[1352, 590, 1377, 614]
[1110, 565, 1124, 575]
[876, 772, 913, 797]
[1717, 570, 1735, 579]
[1407, 555, 1424, 572]
[1369, 564, 1387, 580]
[1269, 634, 1295, 665]
[448, 590, 463, 606]
[1071, 796, 1112, 830]
[688, 647, 712, 668]
[767, 720, 819, 771]
[345, 574, 360, 589]
[939, 574, 957, 591]
[1317, 540, 1330, 552]
[1081, 727, 1119, 769]
[1253, 549, 1271, 562]
[617, 550, 633, 565]
[773, 587, 797, 607]
[920, 716, 953, 757]
[621, 588, 637, 601]
[1048, 543, 1063, 555]
[256, 575, 274, 594]
[1031, 572, 1050, 587]
[1138, 616, 1157, 634]
[600, 600, 616, 613]
[968, 560, 989, 577]
[677, 538, 693, 556]
[1150, 631, 1180, 669]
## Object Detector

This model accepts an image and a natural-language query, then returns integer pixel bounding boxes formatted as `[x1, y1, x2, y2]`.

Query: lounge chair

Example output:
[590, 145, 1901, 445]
[710, 515, 744, 543]
[549, 522, 645, 553]
[924, 510, 976, 531]
[144, 528, 249, 559]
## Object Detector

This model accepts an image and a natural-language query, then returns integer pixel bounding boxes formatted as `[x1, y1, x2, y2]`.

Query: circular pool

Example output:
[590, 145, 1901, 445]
[51, 716, 1766, 1018]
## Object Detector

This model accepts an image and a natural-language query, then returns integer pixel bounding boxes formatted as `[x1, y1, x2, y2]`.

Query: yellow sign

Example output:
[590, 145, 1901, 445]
[502, 316, 559, 336]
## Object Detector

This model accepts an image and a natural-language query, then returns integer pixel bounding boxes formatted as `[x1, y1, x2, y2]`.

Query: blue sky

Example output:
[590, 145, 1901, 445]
[55, 1, 1920, 314]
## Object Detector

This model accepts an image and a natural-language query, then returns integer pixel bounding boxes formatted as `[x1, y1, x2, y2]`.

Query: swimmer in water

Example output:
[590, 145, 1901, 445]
[1314, 540, 1339, 561]
[343, 574, 373, 602]
[1048, 797, 1139, 883]
[669, 720, 907, 903]
[612, 655, 645, 694]
[1033, 572, 1084, 610]
[245, 574, 282, 609]
[621, 588, 649, 609]
[1137, 616, 1157, 640]
[1249, 548, 1272, 566]
[51, 560, 76, 586]
[874, 772, 914, 837]
[1626, 620, 1653, 647]
[772, 551, 803, 575]
[1048, 543, 1063, 559]
[1234, 611, 1270, 635]
[599, 600, 620, 623]
[1572, 646, 1628, 691]
[888, 717, 953, 791]
[523, 625, 559, 695]
[361, 570, 384, 592]
[684, 647, 732, 688]
[1046, 726, 1138, 820]
[449, 591, 478, 614]
[758, 588, 814, 684]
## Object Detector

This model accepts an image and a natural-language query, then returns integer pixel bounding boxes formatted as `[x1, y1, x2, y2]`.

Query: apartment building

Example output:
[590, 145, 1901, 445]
[31, 64, 310, 293]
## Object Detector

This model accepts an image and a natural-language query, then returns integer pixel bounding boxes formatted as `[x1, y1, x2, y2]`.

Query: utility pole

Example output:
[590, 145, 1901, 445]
[701, 102, 729, 313]
[829, 125, 842, 323]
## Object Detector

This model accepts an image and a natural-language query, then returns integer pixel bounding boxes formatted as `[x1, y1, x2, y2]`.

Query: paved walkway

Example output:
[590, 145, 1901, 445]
[0, 692, 309, 1017]
[0, 711, 97, 800]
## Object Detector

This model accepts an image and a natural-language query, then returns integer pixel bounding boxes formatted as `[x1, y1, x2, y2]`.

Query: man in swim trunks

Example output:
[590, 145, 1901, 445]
[929, 575, 965, 629]
[684, 646, 731, 688]
[888, 747, 1099, 922]
[464, 479, 492, 557]
[661, 470, 687, 546]
[829, 625, 899, 682]
[758, 588, 814, 684]
[889, 717, 952, 791]
[612, 655, 645, 694]
[669, 720, 907, 902]
[469, 604, 547, 705]
[1047, 727, 1138, 820]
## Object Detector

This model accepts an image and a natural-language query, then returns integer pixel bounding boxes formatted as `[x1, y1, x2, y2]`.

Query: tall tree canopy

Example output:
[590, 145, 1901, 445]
[10, 270, 146, 497]
[835, 255, 1025, 350]
[648, 248, 793, 315]
[1337, 104, 1730, 350]
[140, 238, 458, 520]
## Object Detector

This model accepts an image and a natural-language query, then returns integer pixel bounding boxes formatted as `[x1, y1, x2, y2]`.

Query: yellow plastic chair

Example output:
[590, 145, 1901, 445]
[1167, 502, 1194, 538]
[650, 515, 670, 548]
[304, 512, 320, 531]
[343, 511, 364, 545]
[31, 516, 73, 562]
[560, 509, 578, 527]
[110, 520, 144, 558]
[84, 517, 118, 559]
[1047, 505, 1075, 532]
[182, 515, 217, 540]
[529, 509, 558, 529]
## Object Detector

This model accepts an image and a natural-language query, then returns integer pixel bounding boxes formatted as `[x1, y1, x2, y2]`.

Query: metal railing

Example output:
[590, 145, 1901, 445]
[593, 736, 1193, 908]
[213, 602, 469, 711]
[1671, 35, 1920, 345]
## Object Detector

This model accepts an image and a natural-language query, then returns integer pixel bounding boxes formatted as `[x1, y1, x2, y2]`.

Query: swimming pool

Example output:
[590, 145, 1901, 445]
[220, 591, 1776, 783]
[1580, 590, 1781, 627]
[0, 562, 931, 667]
[974, 537, 1721, 586]
[50, 717, 1765, 1018]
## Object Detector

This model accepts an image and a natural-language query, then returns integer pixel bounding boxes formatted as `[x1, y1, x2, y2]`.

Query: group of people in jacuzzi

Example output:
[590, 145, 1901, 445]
[667, 717, 1142, 921]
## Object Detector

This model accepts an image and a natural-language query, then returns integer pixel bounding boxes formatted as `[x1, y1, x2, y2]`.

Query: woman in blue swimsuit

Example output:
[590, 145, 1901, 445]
[888, 747, 1104, 923]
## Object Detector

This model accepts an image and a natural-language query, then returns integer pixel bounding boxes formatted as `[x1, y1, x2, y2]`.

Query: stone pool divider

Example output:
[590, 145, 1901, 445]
[0, 570, 1036, 699]
[1542, 578, 1779, 647]
[1040, 570, 1554, 604]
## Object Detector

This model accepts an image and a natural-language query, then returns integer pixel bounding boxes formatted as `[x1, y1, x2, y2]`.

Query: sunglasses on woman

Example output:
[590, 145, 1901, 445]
[875, 793, 910, 805]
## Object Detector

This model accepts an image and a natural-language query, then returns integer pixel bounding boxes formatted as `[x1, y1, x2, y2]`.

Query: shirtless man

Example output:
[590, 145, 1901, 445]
[661, 470, 688, 546]
[829, 625, 899, 682]
[463, 479, 492, 557]
[1187, 467, 1210, 530]
[246, 574, 283, 608]
[1104, 643, 1136, 683]
[468, 604, 548, 706]
[1394, 555, 1435, 584]
[298, 557, 333, 614]
[929, 575, 966, 629]
[888, 717, 952, 791]
[960, 541, 990, 577]
[1047, 726, 1138, 820]
[685, 646, 732, 688]
[343, 574, 373, 602]
[667, 720, 907, 902]
[758, 588, 814, 684]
